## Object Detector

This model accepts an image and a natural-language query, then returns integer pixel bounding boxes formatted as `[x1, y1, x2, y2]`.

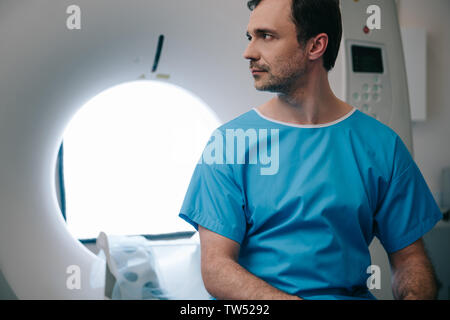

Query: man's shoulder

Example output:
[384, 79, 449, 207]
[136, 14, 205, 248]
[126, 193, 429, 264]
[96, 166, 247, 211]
[350, 110, 414, 179]
[350, 109, 402, 148]
[216, 108, 262, 132]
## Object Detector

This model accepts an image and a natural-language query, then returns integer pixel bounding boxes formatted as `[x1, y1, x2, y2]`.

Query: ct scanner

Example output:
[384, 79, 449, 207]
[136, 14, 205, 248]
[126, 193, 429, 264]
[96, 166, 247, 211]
[0, 0, 412, 299]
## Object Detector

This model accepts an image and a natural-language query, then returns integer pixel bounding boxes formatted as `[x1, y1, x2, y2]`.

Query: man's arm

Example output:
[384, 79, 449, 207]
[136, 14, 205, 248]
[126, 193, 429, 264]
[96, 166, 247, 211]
[199, 226, 302, 300]
[388, 238, 438, 300]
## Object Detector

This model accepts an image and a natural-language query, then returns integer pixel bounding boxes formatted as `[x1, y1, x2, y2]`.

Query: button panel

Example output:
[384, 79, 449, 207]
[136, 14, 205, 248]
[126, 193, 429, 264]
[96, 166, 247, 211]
[346, 41, 392, 124]
[351, 75, 384, 120]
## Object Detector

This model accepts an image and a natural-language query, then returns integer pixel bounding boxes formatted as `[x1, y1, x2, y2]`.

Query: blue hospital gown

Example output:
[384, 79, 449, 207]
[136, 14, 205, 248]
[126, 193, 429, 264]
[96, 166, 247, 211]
[179, 107, 442, 300]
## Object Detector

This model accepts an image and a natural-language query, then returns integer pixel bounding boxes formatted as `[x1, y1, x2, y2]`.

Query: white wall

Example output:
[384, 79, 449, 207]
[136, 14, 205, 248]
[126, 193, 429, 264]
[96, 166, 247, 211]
[398, 0, 450, 203]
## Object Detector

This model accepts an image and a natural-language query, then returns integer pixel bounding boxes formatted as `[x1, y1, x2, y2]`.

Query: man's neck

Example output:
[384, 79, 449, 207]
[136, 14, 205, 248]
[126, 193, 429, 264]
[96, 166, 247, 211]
[257, 68, 353, 125]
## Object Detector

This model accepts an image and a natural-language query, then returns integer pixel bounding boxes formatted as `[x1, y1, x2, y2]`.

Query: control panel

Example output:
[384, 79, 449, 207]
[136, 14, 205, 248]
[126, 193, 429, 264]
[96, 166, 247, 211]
[346, 41, 392, 124]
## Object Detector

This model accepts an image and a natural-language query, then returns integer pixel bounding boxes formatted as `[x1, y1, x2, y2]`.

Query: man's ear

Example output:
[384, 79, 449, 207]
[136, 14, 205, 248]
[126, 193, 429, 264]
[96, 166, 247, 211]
[308, 33, 328, 63]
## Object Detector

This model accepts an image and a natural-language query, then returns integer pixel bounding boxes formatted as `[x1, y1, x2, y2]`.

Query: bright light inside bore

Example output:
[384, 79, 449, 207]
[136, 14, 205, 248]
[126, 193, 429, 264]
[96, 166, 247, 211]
[62, 81, 221, 239]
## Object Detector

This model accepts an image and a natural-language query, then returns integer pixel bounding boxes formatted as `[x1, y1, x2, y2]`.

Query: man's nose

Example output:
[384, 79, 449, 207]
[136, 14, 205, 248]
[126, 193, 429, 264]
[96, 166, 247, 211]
[243, 41, 260, 61]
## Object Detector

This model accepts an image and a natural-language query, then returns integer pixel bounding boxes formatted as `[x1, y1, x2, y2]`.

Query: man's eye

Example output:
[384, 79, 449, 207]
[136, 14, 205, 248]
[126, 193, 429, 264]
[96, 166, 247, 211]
[246, 33, 273, 41]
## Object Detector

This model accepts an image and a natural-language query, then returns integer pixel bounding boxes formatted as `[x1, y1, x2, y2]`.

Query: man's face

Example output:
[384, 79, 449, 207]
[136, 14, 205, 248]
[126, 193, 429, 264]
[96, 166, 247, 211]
[244, 0, 308, 93]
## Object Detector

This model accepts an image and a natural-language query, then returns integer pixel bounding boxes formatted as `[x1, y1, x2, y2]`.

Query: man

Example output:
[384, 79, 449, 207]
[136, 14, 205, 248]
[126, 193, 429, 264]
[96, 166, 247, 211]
[179, 0, 442, 300]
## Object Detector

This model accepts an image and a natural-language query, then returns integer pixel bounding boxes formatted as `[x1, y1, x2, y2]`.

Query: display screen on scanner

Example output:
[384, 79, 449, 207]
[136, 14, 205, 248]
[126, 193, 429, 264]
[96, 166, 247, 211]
[351, 45, 384, 73]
